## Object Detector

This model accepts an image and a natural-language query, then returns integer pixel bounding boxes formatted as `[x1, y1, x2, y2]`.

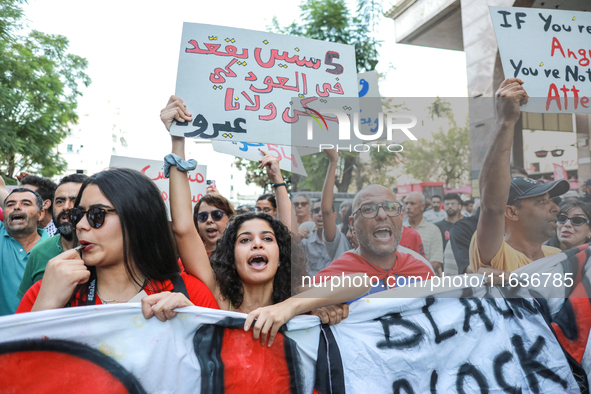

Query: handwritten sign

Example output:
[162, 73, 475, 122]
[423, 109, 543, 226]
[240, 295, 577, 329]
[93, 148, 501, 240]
[211, 141, 307, 176]
[491, 6, 591, 113]
[170, 23, 358, 146]
[109, 155, 206, 214]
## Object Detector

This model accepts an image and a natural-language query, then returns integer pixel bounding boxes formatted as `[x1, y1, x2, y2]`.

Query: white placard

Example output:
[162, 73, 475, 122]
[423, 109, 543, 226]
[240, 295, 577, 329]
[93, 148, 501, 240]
[491, 6, 591, 113]
[170, 23, 359, 146]
[109, 155, 207, 213]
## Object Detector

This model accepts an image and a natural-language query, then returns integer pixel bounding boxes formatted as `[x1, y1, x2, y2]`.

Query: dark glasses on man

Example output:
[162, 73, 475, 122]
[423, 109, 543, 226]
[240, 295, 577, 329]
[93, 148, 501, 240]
[294, 202, 309, 208]
[312, 207, 322, 214]
[195, 210, 226, 223]
[70, 206, 117, 229]
[557, 214, 589, 226]
[353, 201, 403, 219]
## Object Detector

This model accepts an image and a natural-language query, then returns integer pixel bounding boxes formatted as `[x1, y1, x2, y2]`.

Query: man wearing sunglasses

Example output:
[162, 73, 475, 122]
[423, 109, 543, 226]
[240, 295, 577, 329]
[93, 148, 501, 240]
[0, 188, 48, 315]
[470, 78, 570, 276]
[313, 184, 434, 293]
[17, 174, 88, 298]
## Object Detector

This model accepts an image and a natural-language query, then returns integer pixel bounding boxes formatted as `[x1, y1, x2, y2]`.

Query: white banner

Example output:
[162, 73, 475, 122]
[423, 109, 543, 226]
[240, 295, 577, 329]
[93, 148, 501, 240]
[1, 246, 590, 393]
[491, 6, 591, 113]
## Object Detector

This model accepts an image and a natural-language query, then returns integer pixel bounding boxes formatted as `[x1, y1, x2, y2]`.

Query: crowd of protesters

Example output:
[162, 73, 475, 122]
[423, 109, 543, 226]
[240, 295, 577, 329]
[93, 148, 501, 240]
[0, 81, 590, 349]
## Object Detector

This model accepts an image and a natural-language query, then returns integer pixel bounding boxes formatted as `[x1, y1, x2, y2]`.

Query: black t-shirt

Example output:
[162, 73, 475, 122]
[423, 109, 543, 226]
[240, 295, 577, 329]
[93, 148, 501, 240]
[434, 220, 454, 250]
[449, 208, 480, 274]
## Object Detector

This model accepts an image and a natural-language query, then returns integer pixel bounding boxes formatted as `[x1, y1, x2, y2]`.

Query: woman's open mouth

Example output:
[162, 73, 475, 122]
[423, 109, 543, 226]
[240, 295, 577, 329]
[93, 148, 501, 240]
[248, 255, 268, 270]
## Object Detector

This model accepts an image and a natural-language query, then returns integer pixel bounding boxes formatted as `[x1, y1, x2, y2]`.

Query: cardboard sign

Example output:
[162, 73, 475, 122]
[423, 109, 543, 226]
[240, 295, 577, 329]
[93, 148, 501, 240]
[170, 23, 358, 146]
[109, 155, 206, 213]
[211, 141, 307, 176]
[491, 6, 591, 113]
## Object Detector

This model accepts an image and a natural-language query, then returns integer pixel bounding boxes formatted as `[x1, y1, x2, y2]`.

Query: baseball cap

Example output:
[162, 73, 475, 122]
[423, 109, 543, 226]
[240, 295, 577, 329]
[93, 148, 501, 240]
[507, 177, 569, 206]
[585, 179, 591, 187]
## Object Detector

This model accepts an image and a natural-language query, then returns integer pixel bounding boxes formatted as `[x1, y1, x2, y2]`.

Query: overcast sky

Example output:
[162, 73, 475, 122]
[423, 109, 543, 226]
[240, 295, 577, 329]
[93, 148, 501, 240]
[21, 0, 468, 161]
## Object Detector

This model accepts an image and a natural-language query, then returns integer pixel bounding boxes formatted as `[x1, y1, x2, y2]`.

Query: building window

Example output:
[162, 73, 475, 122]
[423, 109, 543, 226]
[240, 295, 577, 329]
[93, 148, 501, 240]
[67, 144, 73, 153]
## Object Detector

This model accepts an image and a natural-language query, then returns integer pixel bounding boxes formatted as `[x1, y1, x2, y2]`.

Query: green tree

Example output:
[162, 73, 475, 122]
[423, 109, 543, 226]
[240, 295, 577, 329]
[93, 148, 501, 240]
[402, 99, 470, 189]
[0, 0, 91, 179]
[236, 0, 382, 192]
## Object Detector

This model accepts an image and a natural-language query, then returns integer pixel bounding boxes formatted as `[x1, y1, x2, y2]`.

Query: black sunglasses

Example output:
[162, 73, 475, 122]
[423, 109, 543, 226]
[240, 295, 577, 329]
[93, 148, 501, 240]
[312, 207, 322, 214]
[70, 206, 117, 229]
[195, 210, 226, 223]
[557, 214, 589, 226]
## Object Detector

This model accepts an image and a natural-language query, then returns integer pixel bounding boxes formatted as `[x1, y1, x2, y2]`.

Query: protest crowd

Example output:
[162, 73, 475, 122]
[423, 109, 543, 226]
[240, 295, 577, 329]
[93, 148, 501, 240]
[1, 78, 591, 392]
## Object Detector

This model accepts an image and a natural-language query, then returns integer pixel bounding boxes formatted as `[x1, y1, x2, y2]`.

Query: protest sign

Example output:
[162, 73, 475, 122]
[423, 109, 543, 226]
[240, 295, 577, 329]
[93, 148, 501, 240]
[211, 141, 307, 176]
[109, 155, 206, 212]
[170, 23, 358, 146]
[491, 6, 591, 113]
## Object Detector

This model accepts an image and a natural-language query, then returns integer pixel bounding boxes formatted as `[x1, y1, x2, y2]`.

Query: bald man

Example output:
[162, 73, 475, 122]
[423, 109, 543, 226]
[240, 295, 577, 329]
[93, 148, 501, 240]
[314, 185, 434, 294]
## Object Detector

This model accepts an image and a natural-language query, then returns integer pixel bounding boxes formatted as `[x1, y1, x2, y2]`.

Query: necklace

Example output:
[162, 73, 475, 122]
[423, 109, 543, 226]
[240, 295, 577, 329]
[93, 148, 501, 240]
[97, 279, 148, 304]
[96, 289, 124, 304]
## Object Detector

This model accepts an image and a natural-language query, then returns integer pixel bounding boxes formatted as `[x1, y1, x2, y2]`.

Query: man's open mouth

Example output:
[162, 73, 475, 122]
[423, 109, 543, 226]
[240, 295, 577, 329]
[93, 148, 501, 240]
[373, 227, 392, 239]
[10, 213, 26, 223]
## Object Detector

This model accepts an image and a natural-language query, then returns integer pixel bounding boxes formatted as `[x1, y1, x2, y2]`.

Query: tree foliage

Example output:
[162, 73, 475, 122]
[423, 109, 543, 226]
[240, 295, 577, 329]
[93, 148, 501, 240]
[402, 98, 470, 189]
[0, 0, 91, 179]
[236, 0, 383, 192]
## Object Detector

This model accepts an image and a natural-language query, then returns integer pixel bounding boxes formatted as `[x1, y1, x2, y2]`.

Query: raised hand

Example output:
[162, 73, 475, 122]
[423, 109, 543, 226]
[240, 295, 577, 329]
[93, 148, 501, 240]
[160, 95, 193, 132]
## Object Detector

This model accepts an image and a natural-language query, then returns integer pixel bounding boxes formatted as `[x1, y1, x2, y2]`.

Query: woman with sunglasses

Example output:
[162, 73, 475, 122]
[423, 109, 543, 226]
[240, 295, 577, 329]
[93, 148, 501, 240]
[147, 96, 367, 346]
[17, 168, 218, 313]
[545, 200, 591, 251]
[255, 194, 277, 217]
[194, 194, 235, 255]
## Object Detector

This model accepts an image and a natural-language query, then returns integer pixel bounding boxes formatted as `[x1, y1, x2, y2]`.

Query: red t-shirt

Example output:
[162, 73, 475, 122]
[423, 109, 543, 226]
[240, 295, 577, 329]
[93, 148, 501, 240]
[314, 250, 434, 289]
[17, 272, 219, 313]
[400, 226, 426, 258]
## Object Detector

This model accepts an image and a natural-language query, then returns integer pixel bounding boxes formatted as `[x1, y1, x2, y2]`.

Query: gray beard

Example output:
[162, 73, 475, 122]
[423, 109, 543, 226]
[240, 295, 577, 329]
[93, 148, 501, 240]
[356, 227, 401, 256]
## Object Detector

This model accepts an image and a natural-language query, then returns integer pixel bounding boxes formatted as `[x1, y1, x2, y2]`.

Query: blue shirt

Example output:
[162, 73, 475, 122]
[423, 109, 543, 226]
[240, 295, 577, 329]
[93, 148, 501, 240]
[0, 222, 48, 315]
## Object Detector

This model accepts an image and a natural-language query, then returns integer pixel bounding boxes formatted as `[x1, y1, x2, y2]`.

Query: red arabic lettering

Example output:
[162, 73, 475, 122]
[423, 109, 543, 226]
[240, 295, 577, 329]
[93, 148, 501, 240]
[245, 72, 257, 81]
[259, 103, 277, 121]
[253, 48, 321, 69]
[225, 88, 240, 111]
[192, 194, 203, 203]
[185, 41, 248, 58]
[161, 191, 168, 201]
[249, 73, 299, 94]
[316, 82, 344, 97]
[141, 165, 167, 181]
[242, 92, 260, 111]
[210, 59, 238, 84]
[189, 173, 205, 183]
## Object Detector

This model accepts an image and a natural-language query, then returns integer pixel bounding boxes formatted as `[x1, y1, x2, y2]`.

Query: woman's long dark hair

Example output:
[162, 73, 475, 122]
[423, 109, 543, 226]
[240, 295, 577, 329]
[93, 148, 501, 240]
[73, 168, 180, 298]
[210, 213, 308, 309]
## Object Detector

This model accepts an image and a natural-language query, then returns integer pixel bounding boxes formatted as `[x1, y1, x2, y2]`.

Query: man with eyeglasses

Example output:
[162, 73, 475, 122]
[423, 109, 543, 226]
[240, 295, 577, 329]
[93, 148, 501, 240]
[313, 184, 434, 293]
[0, 188, 48, 315]
[17, 174, 88, 298]
[469, 78, 569, 275]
